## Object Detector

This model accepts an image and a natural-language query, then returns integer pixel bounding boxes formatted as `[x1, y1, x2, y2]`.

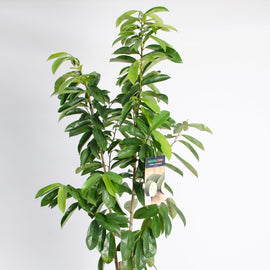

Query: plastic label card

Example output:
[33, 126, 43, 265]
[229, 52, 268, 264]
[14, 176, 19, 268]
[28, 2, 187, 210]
[145, 155, 165, 205]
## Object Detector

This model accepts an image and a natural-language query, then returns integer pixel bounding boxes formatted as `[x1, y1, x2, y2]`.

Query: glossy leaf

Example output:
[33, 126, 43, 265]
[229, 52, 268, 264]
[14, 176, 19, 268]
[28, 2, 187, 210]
[121, 258, 133, 270]
[93, 129, 107, 151]
[81, 173, 101, 196]
[119, 100, 133, 126]
[101, 184, 116, 209]
[119, 125, 145, 139]
[86, 220, 100, 250]
[134, 182, 145, 206]
[164, 182, 174, 195]
[98, 257, 104, 270]
[78, 132, 92, 153]
[151, 110, 170, 131]
[142, 74, 170, 85]
[173, 152, 198, 177]
[141, 97, 160, 113]
[118, 145, 139, 159]
[101, 232, 116, 264]
[179, 140, 199, 161]
[110, 55, 136, 63]
[151, 216, 161, 238]
[121, 230, 135, 260]
[102, 174, 119, 197]
[105, 172, 122, 185]
[95, 213, 121, 236]
[182, 134, 204, 150]
[150, 36, 167, 51]
[165, 163, 183, 177]
[166, 198, 186, 226]
[40, 188, 58, 207]
[135, 238, 147, 270]
[116, 10, 137, 27]
[134, 204, 159, 219]
[128, 60, 139, 85]
[35, 183, 60, 198]
[145, 6, 169, 15]
[51, 56, 71, 74]
[143, 227, 157, 258]
[151, 130, 171, 160]
[60, 202, 78, 228]
[57, 185, 68, 213]
[47, 52, 70, 60]
[159, 203, 172, 237]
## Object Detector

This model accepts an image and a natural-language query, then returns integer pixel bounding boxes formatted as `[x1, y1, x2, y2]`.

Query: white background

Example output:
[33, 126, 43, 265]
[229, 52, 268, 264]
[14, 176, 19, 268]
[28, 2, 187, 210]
[1, 0, 270, 269]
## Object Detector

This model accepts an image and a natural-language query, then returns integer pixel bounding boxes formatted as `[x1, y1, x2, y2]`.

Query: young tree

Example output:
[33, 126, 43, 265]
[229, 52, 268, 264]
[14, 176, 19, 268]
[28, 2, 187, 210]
[35, 6, 211, 270]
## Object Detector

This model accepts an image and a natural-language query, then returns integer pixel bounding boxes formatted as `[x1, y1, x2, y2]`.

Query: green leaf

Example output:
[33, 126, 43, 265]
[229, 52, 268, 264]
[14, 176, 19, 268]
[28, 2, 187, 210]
[57, 185, 68, 213]
[67, 185, 91, 212]
[86, 220, 100, 250]
[78, 132, 92, 153]
[51, 56, 70, 74]
[166, 198, 186, 226]
[142, 73, 170, 85]
[121, 258, 133, 270]
[93, 129, 107, 151]
[102, 174, 118, 197]
[110, 55, 136, 63]
[151, 216, 161, 238]
[95, 213, 121, 236]
[173, 152, 198, 177]
[98, 228, 106, 252]
[47, 52, 70, 60]
[159, 203, 172, 237]
[60, 202, 78, 228]
[65, 120, 91, 132]
[35, 183, 61, 198]
[141, 91, 168, 104]
[124, 199, 138, 212]
[81, 173, 101, 196]
[101, 232, 116, 264]
[151, 110, 170, 131]
[58, 97, 86, 113]
[188, 123, 213, 134]
[106, 213, 128, 226]
[145, 6, 169, 15]
[134, 182, 145, 206]
[151, 130, 171, 160]
[40, 188, 58, 207]
[116, 10, 137, 27]
[128, 60, 139, 85]
[134, 118, 149, 134]
[119, 125, 145, 139]
[122, 137, 143, 146]
[150, 36, 167, 51]
[113, 46, 139, 55]
[118, 145, 139, 159]
[101, 184, 116, 209]
[98, 257, 104, 270]
[182, 134, 205, 150]
[134, 204, 159, 219]
[165, 163, 183, 177]
[105, 172, 122, 185]
[164, 182, 174, 195]
[179, 140, 199, 161]
[141, 97, 160, 113]
[143, 227, 157, 258]
[119, 100, 133, 126]
[135, 239, 147, 270]
[121, 230, 135, 260]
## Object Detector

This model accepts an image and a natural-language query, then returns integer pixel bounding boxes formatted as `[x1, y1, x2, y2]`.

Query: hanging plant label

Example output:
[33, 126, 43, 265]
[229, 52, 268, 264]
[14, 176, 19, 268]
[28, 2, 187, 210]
[145, 155, 165, 205]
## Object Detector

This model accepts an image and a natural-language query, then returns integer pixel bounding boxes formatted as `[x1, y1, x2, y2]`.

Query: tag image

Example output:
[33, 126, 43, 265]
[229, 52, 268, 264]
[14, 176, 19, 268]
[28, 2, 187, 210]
[145, 155, 165, 205]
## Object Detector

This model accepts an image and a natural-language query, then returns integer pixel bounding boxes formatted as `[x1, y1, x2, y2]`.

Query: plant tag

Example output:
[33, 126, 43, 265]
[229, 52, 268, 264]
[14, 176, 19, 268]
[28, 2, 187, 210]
[145, 155, 165, 205]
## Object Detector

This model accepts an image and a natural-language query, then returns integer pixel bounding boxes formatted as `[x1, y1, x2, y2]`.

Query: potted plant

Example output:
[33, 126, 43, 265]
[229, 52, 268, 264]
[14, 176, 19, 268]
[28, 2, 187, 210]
[35, 6, 211, 270]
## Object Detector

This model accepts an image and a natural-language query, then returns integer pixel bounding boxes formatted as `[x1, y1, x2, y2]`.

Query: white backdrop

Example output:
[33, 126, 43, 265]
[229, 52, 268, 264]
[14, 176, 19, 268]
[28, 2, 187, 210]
[1, 0, 270, 269]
